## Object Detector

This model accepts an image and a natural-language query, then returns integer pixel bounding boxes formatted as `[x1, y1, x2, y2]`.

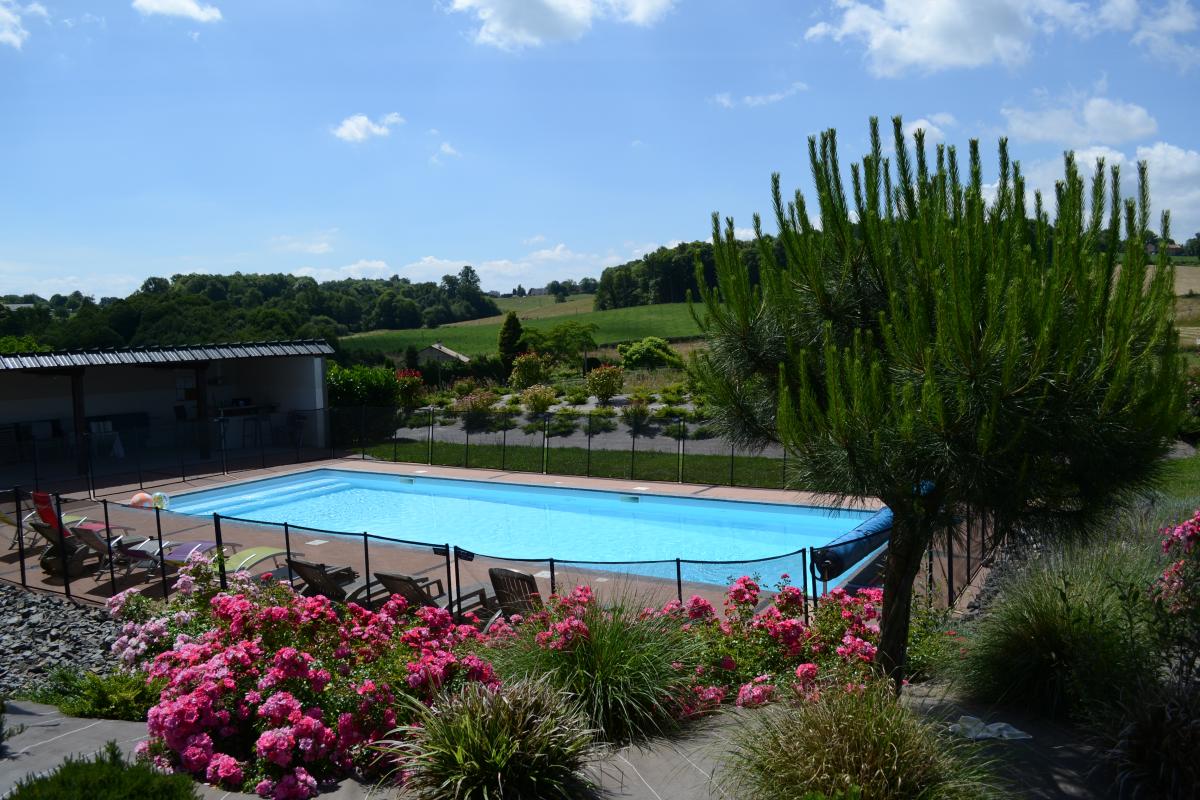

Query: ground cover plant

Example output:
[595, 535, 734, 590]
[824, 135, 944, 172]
[23, 667, 163, 721]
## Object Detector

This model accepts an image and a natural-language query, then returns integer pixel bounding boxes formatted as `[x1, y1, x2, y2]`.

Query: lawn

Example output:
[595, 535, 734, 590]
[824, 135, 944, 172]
[344, 302, 702, 358]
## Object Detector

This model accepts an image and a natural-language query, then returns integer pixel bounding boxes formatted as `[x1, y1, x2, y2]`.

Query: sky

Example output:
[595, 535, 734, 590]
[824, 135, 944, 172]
[1, 0, 1198, 299]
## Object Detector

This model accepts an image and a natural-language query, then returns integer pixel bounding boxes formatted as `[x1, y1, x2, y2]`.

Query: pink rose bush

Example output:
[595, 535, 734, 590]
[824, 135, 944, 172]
[112, 556, 496, 799]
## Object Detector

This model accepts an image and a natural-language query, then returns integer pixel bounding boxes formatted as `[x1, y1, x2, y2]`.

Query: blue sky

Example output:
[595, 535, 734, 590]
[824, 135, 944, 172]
[1, 0, 1198, 298]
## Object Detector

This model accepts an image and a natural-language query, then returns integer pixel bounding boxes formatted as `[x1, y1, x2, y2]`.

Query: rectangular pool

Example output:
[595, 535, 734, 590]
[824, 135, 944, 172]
[171, 469, 876, 588]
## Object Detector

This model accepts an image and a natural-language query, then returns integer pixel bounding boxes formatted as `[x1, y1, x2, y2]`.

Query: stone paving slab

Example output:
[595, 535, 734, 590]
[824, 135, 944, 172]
[0, 700, 736, 800]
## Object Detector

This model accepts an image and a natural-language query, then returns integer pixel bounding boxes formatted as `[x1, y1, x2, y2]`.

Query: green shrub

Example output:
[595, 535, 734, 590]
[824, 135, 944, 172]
[585, 364, 624, 404]
[1101, 677, 1200, 799]
[326, 363, 400, 408]
[905, 603, 961, 682]
[659, 382, 688, 405]
[509, 353, 551, 390]
[718, 682, 1004, 800]
[383, 680, 598, 800]
[547, 408, 581, 438]
[617, 336, 683, 370]
[620, 398, 652, 436]
[521, 384, 558, 415]
[958, 538, 1160, 719]
[9, 741, 199, 800]
[564, 386, 590, 405]
[452, 377, 477, 397]
[452, 390, 498, 432]
[491, 595, 701, 743]
[587, 407, 618, 434]
[24, 668, 163, 722]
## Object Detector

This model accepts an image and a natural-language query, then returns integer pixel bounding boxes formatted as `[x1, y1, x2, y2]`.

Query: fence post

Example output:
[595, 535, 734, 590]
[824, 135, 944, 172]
[283, 522, 295, 589]
[542, 414, 549, 474]
[966, 517, 973, 583]
[85, 432, 96, 501]
[441, 544, 453, 610]
[549, 558, 556, 595]
[676, 418, 684, 483]
[53, 494, 72, 599]
[781, 447, 787, 489]
[675, 558, 683, 603]
[32, 441, 40, 491]
[464, 418, 470, 469]
[155, 506, 169, 599]
[629, 429, 636, 480]
[801, 549, 810, 625]
[679, 421, 686, 483]
[946, 532, 955, 607]
[361, 532, 373, 610]
[14, 486, 27, 588]
[102, 499, 117, 595]
[259, 417, 267, 470]
[729, 443, 735, 486]
[212, 513, 227, 590]
[359, 406, 367, 460]
[585, 413, 592, 477]
[392, 421, 398, 463]
[219, 418, 229, 476]
[452, 547, 467, 620]
[501, 425, 507, 471]
[427, 407, 434, 465]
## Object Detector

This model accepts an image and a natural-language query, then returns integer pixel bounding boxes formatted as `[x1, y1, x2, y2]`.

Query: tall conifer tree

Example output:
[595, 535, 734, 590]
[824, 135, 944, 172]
[498, 311, 524, 373]
[691, 117, 1183, 683]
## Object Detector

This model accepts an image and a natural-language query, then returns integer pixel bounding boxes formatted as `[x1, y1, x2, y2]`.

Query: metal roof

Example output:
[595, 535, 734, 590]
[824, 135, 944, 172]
[0, 339, 334, 372]
[419, 341, 471, 363]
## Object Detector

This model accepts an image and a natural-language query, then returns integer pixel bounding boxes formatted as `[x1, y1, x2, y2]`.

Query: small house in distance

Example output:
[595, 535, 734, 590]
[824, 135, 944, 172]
[418, 342, 470, 365]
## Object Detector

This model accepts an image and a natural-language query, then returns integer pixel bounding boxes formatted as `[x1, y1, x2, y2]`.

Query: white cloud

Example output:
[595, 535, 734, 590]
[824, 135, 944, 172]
[0, 1, 49, 49]
[733, 227, 756, 240]
[131, 0, 222, 23]
[1002, 93, 1157, 145]
[904, 117, 948, 142]
[630, 138, 645, 147]
[929, 111, 957, 127]
[395, 241, 645, 289]
[271, 230, 337, 255]
[332, 112, 405, 143]
[430, 141, 462, 165]
[293, 259, 392, 283]
[1018, 140, 1200, 239]
[711, 81, 808, 109]
[1133, 0, 1200, 69]
[446, 0, 675, 50]
[523, 234, 547, 244]
[805, 0, 1199, 76]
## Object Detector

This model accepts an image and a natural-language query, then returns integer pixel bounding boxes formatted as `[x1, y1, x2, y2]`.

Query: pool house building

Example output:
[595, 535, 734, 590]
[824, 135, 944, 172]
[0, 339, 333, 491]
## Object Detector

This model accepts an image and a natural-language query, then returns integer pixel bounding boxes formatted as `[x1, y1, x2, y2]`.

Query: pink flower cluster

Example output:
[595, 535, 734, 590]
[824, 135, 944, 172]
[1157, 510, 1200, 616]
[139, 585, 498, 799]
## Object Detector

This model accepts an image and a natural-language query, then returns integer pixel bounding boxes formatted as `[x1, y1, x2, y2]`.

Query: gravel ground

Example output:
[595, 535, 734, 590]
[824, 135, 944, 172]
[0, 583, 120, 696]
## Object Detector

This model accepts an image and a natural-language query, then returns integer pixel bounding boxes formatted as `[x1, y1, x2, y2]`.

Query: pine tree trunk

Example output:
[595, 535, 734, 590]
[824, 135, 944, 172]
[876, 520, 931, 692]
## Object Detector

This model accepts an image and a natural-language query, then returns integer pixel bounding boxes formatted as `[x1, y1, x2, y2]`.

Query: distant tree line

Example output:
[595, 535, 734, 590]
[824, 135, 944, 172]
[593, 237, 782, 310]
[0, 266, 499, 353]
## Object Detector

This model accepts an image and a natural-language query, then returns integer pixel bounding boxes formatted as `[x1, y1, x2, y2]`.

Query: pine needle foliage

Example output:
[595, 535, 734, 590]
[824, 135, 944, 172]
[690, 116, 1183, 681]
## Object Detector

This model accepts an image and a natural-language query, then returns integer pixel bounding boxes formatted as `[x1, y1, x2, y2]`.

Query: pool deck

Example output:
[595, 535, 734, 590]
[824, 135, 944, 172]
[1, 458, 883, 610]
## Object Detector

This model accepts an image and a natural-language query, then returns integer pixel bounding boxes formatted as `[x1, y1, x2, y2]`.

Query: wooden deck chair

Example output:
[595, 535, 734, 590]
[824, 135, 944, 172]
[286, 558, 389, 605]
[374, 571, 491, 617]
[488, 567, 545, 618]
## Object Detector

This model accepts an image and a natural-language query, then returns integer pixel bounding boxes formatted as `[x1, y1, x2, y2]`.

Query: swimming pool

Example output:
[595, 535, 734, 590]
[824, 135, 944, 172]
[171, 469, 878, 587]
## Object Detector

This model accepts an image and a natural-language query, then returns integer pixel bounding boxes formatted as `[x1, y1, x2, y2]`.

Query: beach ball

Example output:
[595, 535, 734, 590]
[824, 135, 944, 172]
[151, 492, 170, 511]
[130, 492, 153, 507]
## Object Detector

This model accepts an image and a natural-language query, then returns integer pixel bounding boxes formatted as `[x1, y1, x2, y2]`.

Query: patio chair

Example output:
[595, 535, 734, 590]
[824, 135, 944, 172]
[286, 558, 389, 605]
[29, 491, 111, 540]
[2, 506, 86, 550]
[225, 546, 291, 576]
[488, 567, 545, 618]
[29, 521, 96, 578]
[70, 525, 167, 580]
[374, 571, 492, 617]
[158, 539, 238, 567]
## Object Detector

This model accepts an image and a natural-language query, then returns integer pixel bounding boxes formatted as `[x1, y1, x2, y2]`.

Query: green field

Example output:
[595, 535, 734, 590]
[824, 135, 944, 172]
[344, 302, 701, 358]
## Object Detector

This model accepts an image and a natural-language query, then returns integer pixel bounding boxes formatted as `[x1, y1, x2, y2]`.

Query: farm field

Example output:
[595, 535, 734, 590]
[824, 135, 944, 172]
[344, 301, 701, 358]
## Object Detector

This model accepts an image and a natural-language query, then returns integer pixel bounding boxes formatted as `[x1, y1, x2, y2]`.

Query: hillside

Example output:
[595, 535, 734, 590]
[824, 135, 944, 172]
[343, 301, 700, 358]
[450, 293, 597, 326]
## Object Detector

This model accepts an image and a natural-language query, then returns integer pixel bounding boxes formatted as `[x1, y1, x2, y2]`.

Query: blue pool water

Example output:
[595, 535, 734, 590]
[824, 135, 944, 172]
[171, 469, 876, 587]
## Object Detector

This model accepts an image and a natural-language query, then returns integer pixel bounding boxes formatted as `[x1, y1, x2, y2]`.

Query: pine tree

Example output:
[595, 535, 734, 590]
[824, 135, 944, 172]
[691, 117, 1183, 685]
[498, 311, 524, 373]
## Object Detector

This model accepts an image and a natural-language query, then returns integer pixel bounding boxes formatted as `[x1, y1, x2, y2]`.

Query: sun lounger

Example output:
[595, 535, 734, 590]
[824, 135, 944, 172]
[373, 571, 491, 617]
[488, 567, 545, 618]
[2, 507, 86, 550]
[159, 539, 237, 567]
[286, 558, 389, 606]
[225, 546, 290, 576]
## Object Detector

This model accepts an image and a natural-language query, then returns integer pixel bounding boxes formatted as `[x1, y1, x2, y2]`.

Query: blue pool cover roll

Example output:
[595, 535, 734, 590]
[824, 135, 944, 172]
[810, 506, 893, 582]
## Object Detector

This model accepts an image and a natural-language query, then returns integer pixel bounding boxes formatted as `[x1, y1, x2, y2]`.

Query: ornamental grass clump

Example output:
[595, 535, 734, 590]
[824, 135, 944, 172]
[958, 536, 1160, 719]
[489, 586, 701, 743]
[719, 681, 1005, 800]
[381, 680, 599, 800]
